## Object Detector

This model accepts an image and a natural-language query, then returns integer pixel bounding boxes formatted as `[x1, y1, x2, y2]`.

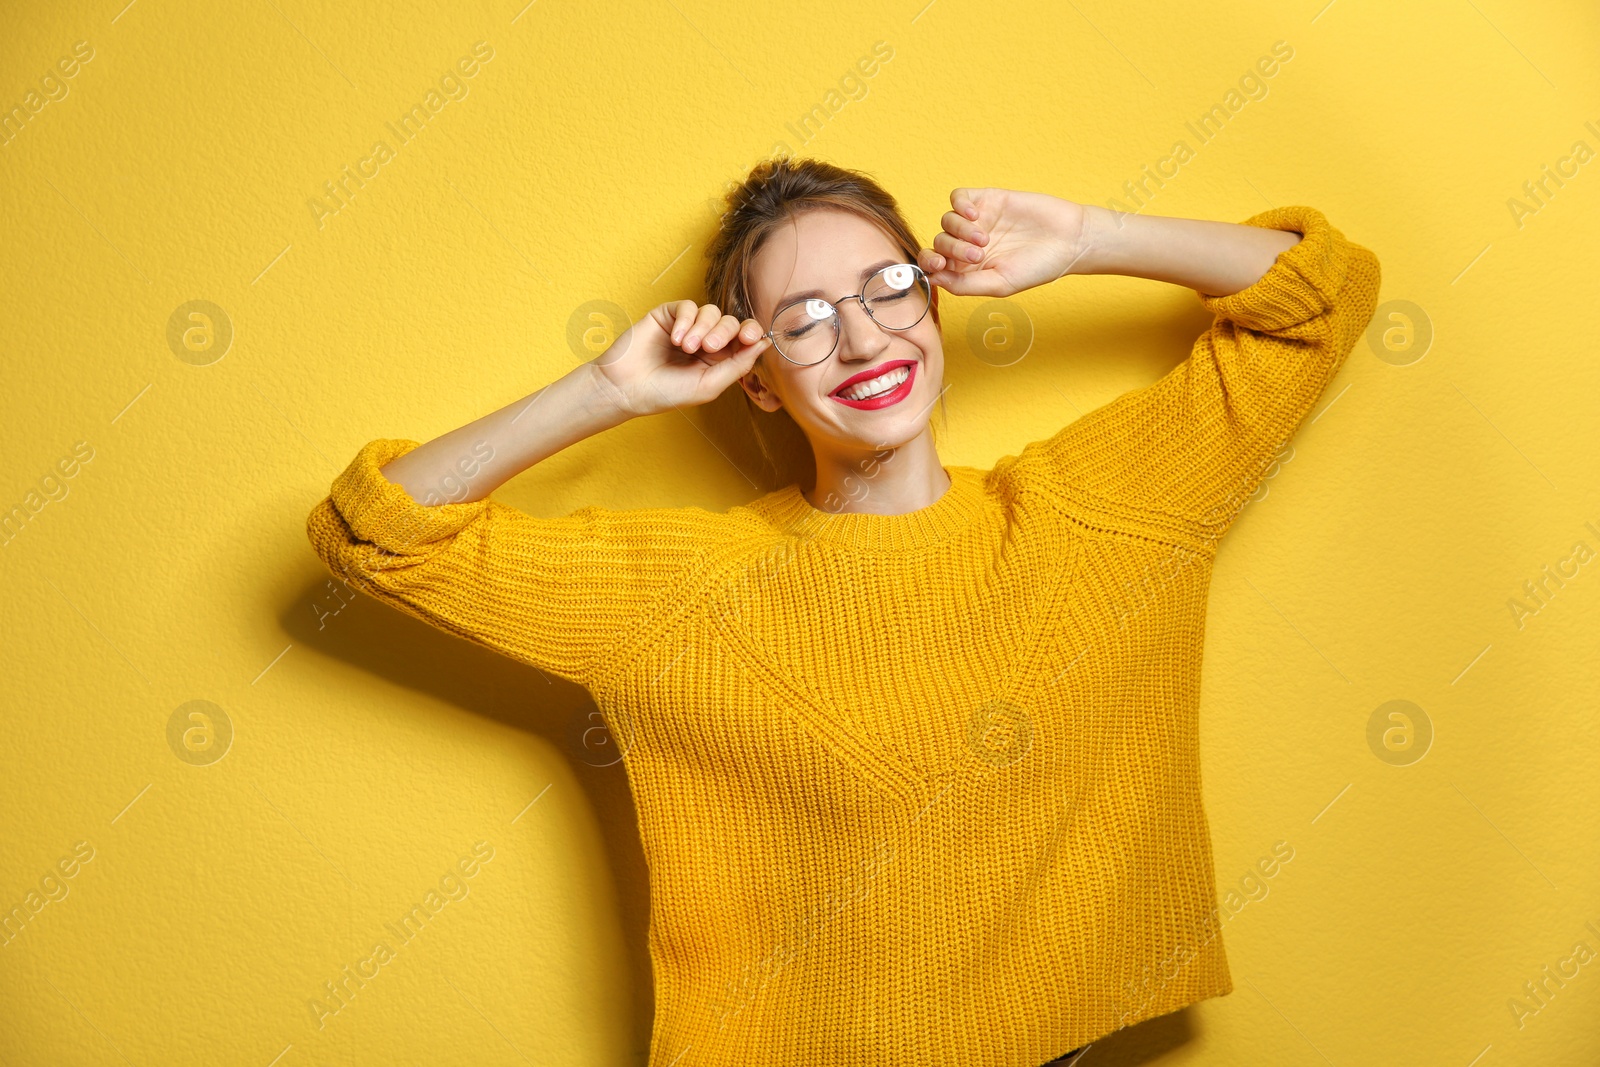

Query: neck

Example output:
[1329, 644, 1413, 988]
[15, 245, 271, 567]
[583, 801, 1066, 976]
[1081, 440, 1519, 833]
[803, 426, 951, 515]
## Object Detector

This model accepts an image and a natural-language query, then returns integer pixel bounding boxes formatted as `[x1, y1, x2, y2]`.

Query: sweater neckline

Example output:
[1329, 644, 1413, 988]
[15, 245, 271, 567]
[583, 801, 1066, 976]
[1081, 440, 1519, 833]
[763, 465, 989, 552]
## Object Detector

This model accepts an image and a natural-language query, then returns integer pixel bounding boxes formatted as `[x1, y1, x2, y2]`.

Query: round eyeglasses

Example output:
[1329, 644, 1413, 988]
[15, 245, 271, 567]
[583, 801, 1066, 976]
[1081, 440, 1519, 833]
[763, 262, 933, 366]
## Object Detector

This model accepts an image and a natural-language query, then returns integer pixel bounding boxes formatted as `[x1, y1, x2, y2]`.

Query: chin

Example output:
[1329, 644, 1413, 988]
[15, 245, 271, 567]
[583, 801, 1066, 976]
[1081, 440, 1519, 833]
[839, 414, 929, 452]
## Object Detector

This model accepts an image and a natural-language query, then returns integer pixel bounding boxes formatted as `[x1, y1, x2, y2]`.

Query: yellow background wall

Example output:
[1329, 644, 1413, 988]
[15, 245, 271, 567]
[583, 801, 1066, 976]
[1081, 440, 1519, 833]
[3, 1, 1597, 1064]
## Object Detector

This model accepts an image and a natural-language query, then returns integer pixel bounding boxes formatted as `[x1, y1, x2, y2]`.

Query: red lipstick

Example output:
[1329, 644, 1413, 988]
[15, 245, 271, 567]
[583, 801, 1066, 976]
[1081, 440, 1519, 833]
[830, 359, 917, 410]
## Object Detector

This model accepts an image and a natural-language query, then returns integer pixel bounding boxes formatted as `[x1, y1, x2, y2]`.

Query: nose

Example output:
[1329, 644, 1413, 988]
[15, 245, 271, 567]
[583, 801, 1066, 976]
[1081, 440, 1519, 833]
[834, 297, 889, 362]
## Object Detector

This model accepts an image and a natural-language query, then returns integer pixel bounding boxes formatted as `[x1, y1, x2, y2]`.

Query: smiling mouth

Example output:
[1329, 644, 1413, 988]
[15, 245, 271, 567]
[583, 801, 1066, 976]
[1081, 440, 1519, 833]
[830, 361, 916, 408]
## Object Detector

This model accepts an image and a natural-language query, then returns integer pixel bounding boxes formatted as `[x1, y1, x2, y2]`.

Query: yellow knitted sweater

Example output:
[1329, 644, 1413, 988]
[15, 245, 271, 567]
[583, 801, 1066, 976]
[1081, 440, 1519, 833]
[306, 205, 1379, 1066]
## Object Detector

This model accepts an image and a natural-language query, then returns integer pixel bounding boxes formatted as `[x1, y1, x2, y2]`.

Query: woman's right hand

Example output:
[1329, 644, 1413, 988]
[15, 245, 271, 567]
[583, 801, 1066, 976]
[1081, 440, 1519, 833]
[592, 301, 772, 418]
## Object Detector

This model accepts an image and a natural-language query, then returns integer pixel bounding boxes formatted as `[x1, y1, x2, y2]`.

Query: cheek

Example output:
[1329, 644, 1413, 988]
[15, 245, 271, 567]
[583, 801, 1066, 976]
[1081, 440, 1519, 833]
[765, 364, 814, 411]
[914, 330, 943, 378]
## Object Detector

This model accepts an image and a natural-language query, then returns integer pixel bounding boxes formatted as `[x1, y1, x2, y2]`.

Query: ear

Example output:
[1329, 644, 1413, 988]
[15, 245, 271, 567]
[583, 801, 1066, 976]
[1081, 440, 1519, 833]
[740, 355, 784, 413]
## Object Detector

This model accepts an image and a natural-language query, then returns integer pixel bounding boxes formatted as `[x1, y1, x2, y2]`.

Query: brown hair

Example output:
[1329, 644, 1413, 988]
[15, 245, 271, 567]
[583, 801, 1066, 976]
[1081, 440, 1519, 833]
[695, 156, 947, 494]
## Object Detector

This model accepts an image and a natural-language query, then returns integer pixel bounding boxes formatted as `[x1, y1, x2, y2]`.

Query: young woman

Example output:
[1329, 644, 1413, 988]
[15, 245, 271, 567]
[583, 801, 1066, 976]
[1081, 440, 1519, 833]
[307, 157, 1379, 1066]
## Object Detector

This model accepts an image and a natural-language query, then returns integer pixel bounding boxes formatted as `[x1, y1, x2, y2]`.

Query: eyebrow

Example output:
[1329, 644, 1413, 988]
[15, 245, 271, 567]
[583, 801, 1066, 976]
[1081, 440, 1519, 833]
[773, 258, 902, 311]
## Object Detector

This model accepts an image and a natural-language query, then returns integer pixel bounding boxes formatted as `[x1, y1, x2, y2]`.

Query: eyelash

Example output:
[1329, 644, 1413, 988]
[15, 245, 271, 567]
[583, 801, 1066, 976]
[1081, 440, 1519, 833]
[778, 290, 912, 338]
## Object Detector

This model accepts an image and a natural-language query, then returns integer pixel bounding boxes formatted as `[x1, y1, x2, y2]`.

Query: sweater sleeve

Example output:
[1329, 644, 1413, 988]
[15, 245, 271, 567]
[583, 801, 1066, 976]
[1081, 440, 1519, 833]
[305, 437, 720, 688]
[1011, 205, 1380, 542]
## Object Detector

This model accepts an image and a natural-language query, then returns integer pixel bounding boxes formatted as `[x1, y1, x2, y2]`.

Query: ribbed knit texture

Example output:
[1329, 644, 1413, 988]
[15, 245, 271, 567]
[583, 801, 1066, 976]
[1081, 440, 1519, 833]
[306, 205, 1380, 1066]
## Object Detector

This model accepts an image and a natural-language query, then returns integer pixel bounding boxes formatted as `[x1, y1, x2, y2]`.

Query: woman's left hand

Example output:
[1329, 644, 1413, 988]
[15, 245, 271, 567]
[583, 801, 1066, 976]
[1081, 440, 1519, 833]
[918, 188, 1089, 297]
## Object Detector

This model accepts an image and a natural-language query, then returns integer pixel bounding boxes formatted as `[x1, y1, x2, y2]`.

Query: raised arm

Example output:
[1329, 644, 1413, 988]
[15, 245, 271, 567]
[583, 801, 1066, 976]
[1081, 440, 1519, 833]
[306, 300, 771, 687]
[375, 361, 632, 508]
[379, 299, 774, 506]
[1067, 204, 1304, 297]
[919, 187, 1303, 299]
[919, 188, 1381, 544]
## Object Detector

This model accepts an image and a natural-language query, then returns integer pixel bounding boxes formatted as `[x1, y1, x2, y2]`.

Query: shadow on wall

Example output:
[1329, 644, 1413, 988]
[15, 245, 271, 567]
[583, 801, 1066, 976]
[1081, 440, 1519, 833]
[280, 572, 659, 1048]
[1052, 1005, 1201, 1064]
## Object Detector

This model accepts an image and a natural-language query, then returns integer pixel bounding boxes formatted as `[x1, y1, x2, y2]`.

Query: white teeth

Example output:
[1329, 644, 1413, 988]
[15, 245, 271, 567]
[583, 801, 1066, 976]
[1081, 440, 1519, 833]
[839, 364, 910, 401]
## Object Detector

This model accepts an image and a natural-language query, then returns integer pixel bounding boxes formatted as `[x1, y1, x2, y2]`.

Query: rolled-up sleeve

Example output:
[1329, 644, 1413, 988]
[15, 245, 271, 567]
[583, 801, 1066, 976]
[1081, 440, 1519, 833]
[306, 437, 721, 688]
[1011, 205, 1381, 543]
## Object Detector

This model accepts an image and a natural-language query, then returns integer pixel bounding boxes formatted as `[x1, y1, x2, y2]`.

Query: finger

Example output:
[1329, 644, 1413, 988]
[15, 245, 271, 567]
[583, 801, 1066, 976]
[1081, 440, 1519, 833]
[724, 317, 768, 354]
[671, 300, 702, 344]
[933, 231, 978, 264]
[919, 246, 973, 279]
[697, 314, 744, 353]
[668, 300, 700, 345]
[701, 324, 768, 366]
[950, 188, 982, 222]
[933, 231, 983, 265]
[940, 209, 987, 247]
[924, 262, 1007, 298]
[705, 336, 770, 388]
[680, 305, 724, 353]
[685, 303, 722, 348]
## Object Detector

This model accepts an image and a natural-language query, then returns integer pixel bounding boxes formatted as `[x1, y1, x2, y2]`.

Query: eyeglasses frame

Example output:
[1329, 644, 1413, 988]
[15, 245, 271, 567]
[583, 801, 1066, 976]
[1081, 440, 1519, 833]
[760, 261, 933, 367]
